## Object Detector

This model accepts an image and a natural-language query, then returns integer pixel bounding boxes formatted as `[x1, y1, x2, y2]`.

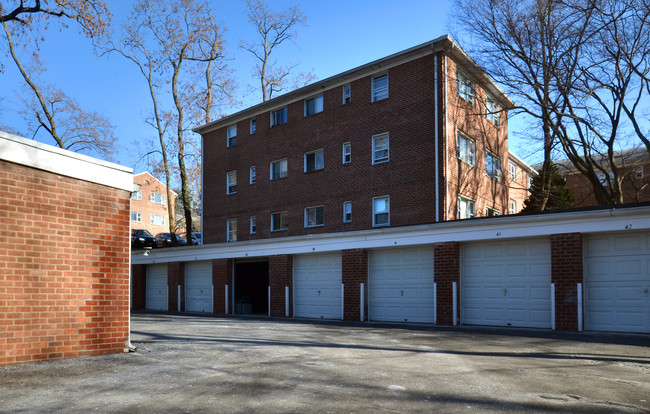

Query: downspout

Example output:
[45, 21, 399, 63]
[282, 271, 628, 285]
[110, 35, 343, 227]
[434, 54, 440, 222]
[127, 190, 137, 352]
[201, 134, 204, 240]
[444, 54, 449, 220]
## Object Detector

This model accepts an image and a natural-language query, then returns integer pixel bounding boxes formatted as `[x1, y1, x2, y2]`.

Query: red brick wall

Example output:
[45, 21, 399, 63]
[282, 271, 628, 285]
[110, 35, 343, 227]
[131, 172, 175, 236]
[212, 258, 232, 314]
[269, 255, 293, 317]
[168, 262, 185, 312]
[342, 249, 368, 321]
[434, 242, 460, 326]
[551, 233, 583, 331]
[131, 264, 146, 310]
[565, 164, 650, 207]
[0, 160, 130, 366]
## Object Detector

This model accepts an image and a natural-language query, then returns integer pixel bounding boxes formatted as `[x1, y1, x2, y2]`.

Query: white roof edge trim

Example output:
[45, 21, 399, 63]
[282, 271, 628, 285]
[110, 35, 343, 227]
[0, 130, 133, 192]
[132, 205, 650, 264]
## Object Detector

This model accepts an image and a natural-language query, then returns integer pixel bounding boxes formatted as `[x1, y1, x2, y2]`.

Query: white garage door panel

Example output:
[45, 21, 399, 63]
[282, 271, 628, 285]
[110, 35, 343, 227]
[185, 261, 213, 313]
[369, 246, 435, 323]
[294, 253, 342, 320]
[146, 264, 168, 311]
[584, 233, 650, 333]
[462, 239, 552, 328]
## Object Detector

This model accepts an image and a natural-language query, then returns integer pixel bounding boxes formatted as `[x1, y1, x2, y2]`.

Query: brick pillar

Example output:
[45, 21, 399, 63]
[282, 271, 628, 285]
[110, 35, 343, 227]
[342, 249, 368, 321]
[131, 264, 147, 310]
[269, 255, 293, 317]
[434, 242, 460, 326]
[551, 233, 583, 331]
[168, 262, 185, 312]
[212, 259, 232, 315]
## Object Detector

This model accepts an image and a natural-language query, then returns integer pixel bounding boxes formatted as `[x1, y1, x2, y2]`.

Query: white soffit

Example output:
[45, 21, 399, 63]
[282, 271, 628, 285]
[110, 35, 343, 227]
[132, 206, 650, 265]
[0, 130, 133, 192]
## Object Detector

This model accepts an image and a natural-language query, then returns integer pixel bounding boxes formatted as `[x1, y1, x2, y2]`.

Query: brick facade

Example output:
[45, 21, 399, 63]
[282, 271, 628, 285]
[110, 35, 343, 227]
[130, 172, 175, 236]
[0, 159, 131, 366]
[551, 233, 583, 331]
[168, 262, 185, 313]
[131, 264, 147, 310]
[269, 255, 293, 317]
[342, 249, 368, 321]
[434, 242, 460, 326]
[212, 258, 232, 315]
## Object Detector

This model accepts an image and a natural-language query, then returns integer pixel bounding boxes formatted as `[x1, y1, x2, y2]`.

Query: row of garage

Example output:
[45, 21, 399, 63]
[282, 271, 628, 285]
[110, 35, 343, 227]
[141, 232, 650, 334]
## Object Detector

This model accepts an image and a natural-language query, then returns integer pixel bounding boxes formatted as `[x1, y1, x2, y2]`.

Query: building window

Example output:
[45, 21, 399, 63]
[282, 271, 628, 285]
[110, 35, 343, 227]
[151, 214, 165, 226]
[527, 174, 532, 189]
[131, 190, 142, 200]
[250, 216, 256, 234]
[486, 152, 501, 180]
[304, 149, 324, 172]
[636, 165, 644, 179]
[227, 219, 237, 242]
[372, 133, 389, 164]
[270, 108, 287, 127]
[227, 171, 237, 194]
[250, 166, 256, 184]
[486, 207, 500, 217]
[342, 84, 351, 104]
[457, 133, 475, 166]
[373, 196, 390, 227]
[304, 96, 323, 116]
[271, 211, 288, 231]
[343, 201, 352, 223]
[486, 96, 500, 126]
[150, 192, 165, 204]
[457, 71, 475, 104]
[458, 196, 475, 219]
[270, 159, 288, 180]
[304, 206, 324, 227]
[343, 142, 351, 164]
[509, 162, 516, 180]
[509, 199, 517, 214]
[372, 73, 388, 102]
[131, 211, 142, 222]
[250, 118, 256, 134]
[227, 125, 237, 147]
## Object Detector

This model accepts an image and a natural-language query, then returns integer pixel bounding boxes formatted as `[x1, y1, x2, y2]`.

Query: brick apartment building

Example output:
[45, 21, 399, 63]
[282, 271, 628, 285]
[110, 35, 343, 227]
[508, 151, 536, 213]
[131, 172, 176, 236]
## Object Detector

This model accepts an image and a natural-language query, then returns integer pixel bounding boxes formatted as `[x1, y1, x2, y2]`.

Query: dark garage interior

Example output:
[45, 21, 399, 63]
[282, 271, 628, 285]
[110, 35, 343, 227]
[234, 260, 269, 315]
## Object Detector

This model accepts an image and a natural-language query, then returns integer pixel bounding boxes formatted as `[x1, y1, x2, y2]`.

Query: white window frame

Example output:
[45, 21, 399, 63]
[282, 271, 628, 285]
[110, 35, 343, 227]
[527, 174, 532, 189]
[509, 162, 516, 180]
[227, 219, 237, 242]
[486, 151, 501, 180]
[250, 118, 256, 135]
[342, 84, 351, 104]
[270, 107, 287, 127]
[227, 125, 237, 147]
[150, 192, 165, 204]
[457, 132, 475, 166]
[636, 165, 644, 179]
[304, 149, 324, 172]
[304, 205, 325, 228]
[226, 171, 237, 195]
[372, 196, 390, 227]
[486, 95, 500, 126]
[131, 190, 142, 200]
[486, 206, 501, 217]
[509, 199, 517, 215]
[271, 211, 288, 232]
[131, 211, 142, 222]
[457, 71, 475, 104]
[250, 166, 257, 185]
[458, 195, 475, 219]
[371, 73, 388, 102]
[304, 95, 324, 116]
[250, 216, 256, 234]
[342, 142, 351, 164]
[372, 133, 389, 164]
[270, 158, 288, 180]
[151, 214, 165, 226]
[343, 201, 352, 223]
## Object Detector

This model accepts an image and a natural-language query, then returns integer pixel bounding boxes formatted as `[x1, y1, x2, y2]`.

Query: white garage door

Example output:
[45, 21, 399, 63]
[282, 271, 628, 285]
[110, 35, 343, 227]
[462, 239, 551, 328]
[294, 253, 342, 320]
[369, 246, 435, 323]
[185, 261, 213, 313]
[584, 233, 650, 333]
[146, 264, 168, 311]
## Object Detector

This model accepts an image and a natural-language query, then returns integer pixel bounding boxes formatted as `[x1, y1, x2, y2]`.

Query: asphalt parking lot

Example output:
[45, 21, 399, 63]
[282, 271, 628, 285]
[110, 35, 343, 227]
[1, 313, 649, 413]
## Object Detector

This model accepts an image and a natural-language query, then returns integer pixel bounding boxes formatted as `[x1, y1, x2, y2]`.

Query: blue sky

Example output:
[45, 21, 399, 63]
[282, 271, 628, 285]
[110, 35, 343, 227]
[0, 0, 532, 171]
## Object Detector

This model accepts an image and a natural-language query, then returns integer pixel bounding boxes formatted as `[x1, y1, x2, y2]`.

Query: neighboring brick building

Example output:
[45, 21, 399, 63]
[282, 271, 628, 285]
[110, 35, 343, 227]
[197, 35, 520, 244]
[0, 130, 133, 366]
[507, 151, 536, 213]
[131, 172, 176, 236]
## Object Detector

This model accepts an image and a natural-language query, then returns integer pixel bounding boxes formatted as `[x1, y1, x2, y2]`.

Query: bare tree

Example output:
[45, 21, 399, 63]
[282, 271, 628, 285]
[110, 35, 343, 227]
[241, 0, 314, 101]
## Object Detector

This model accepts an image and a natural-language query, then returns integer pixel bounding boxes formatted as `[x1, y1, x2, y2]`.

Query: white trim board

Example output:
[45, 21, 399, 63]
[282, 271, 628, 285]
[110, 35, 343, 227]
[0, 130, 133, 192]
[132, 206, 650, 265]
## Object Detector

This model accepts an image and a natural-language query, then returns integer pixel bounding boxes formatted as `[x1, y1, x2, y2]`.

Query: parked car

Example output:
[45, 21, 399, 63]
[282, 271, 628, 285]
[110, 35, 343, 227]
[155, 232, 187, 248]
[192, 232, 202, 245]
[131, 229, 158, 249]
